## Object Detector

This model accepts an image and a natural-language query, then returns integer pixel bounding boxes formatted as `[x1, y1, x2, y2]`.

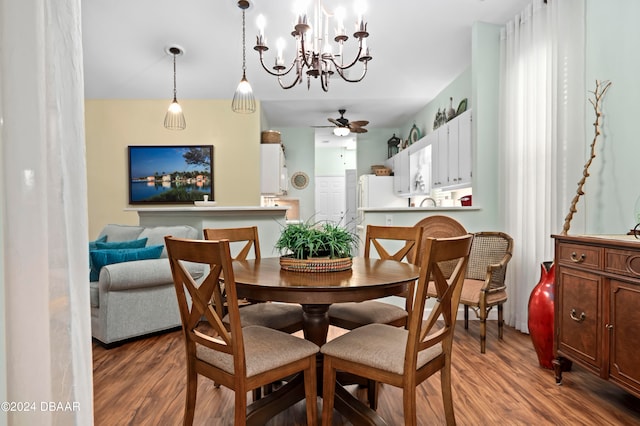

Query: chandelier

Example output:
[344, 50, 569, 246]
[253, 0, 372, 92]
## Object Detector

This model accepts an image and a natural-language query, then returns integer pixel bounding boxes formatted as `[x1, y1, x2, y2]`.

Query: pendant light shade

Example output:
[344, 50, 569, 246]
[232, 1, 256, 113]
[164, 46, 186, 130]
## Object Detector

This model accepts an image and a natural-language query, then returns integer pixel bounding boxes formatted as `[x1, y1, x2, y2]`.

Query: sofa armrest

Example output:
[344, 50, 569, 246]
[99, 258, 204, 292]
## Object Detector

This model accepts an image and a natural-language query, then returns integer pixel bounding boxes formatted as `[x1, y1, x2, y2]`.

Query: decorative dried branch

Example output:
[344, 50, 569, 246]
[561, 80, 612, 235]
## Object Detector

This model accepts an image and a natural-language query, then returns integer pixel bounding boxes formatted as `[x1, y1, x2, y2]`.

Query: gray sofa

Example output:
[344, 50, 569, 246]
[90, 224, 202, 346]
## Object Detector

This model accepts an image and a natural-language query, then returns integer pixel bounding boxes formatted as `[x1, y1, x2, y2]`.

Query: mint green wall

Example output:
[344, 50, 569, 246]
[584, 0, 640, 233]
[398, 23, 502, 231]
[470, 22, 503, 230]
[278, 128, 315, 220]
[356, 128, 400, 177]
[315, 147, 356, 176]
[400, 68, 472, 141]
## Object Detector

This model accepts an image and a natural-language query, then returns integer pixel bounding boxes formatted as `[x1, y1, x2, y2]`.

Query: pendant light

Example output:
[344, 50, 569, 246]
[164, 46, 186, 130]
[232, 0, 256, 114]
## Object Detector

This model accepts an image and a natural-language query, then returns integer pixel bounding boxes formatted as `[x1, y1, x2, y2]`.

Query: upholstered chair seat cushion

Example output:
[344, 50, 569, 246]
[328, 301, 408, 327]
[222, 303, 303, 331]
[196, 325, 318, 378]
[459, 278, 508, 307]
[321, 323, 442, 375]
[427, 279, 508, 307]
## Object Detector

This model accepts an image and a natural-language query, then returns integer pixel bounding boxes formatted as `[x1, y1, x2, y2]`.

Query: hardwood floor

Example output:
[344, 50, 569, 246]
[93, 321, 640, 425]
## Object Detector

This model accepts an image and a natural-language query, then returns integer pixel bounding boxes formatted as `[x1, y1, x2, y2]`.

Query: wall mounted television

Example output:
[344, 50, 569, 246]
[128, 145, 213, 204]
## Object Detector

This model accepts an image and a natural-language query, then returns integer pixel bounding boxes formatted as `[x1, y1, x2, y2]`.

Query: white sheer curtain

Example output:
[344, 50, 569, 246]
[1, 0, 93, 424]
[499, 0, 585, 332]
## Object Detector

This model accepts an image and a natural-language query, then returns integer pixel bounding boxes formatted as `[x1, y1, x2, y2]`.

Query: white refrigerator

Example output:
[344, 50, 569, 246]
[358, 175, 407, 209]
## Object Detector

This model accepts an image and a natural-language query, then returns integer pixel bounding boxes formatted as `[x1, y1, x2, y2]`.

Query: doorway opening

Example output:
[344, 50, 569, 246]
[314, 129, 357, 234]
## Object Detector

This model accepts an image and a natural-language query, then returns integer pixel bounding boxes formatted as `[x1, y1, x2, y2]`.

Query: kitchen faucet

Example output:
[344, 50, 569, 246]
[420, 197, 437, 207]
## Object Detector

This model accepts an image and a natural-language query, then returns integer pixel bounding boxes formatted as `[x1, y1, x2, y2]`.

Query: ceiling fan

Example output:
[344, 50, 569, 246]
[315, 109, 369, 136]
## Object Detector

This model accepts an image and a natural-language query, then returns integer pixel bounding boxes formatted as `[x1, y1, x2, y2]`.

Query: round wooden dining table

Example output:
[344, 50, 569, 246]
[232, 256, 420, 425]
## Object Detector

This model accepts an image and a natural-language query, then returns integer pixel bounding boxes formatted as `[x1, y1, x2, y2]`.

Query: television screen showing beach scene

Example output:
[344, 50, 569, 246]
[128, 145, 213, 204]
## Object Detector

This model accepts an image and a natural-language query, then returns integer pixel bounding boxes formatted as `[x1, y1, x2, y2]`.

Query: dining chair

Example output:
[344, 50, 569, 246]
[452, 231, 513, 353]
[327, 224, 423, 409]
[320, 234, 474, 426]
[408, 215, 468, 265]
[164, 236, 319, 426]
[328, 224, 424, 331]
[203, 226, 304, 334]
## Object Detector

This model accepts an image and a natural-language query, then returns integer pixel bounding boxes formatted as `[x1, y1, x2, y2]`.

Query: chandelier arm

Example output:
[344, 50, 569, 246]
[319, 70, 329, 92]
[330, 44, 368, 71]
[277, 72, 303, 90]
[333, 62, 369, 83]
[257, 52, 298, 77]
[297, 33, 315, 70]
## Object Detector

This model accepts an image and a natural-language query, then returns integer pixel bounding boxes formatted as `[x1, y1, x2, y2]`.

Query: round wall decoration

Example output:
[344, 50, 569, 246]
[291, 171, 309, 190]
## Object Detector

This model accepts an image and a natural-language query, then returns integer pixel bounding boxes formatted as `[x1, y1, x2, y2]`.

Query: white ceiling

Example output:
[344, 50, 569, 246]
[81, 0, 528, 130]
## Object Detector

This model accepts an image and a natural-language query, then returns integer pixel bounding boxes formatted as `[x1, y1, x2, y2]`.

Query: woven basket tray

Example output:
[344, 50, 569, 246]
[279, 256, 352, 273]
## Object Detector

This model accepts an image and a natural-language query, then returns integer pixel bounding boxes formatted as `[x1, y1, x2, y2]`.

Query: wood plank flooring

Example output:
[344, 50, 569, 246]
[93, 321, 640, 425]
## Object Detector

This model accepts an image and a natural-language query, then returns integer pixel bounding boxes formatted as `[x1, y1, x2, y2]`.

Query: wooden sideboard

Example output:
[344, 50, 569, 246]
[552, 234, 640, 398]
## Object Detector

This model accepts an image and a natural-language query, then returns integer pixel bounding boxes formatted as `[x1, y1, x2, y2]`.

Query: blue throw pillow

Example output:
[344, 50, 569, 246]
[88, 235, 108, 250]
[89, 245, 164, 282]
[94, 238, 147, 250]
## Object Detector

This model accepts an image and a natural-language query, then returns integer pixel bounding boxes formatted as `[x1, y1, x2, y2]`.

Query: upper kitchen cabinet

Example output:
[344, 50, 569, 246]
[261, 143, 288, 194]
[432, 109, 472, 190]
[408, 136, 432, 196]
[392, 148, 410, 196]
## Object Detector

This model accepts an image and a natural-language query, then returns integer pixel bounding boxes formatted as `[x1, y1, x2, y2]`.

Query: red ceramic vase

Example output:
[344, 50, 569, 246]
[528, 261, 555, 369]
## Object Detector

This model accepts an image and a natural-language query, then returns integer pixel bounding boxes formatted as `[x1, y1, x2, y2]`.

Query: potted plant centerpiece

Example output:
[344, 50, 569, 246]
[275, 221, 358, 272]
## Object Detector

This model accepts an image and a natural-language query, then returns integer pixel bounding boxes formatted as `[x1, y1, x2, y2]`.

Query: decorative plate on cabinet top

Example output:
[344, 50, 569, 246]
[409, 124, 421, 144]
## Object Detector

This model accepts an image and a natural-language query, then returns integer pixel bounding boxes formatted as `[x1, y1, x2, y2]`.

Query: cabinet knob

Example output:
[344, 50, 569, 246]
[605, 324, 614, 330]
[570, 309, 586, 322]
[570, 252, 586, 263]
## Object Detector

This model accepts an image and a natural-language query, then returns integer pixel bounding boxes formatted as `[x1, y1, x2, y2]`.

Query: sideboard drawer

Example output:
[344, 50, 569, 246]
[557, 243, 602, 270]
[605, 248, 640, 279]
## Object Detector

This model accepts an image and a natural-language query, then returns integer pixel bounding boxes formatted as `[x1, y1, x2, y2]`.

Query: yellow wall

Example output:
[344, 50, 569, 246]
[85, 99, 261, 237]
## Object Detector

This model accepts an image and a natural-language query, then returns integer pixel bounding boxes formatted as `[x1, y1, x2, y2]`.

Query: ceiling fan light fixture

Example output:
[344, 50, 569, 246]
[164, 46, 186, 130]
[333, 127, 350, 137]
[232, 1, 256, 114]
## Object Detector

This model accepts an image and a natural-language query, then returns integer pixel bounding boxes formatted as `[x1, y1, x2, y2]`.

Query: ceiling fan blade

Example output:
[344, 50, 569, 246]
[351, 127, 368, 133]
[311, 125, 335, 128]
[350, 120, 369, 127]
[328, 118, 343, 126]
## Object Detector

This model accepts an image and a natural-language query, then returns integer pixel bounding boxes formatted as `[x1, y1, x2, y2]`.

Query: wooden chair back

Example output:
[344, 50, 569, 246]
[364, 225, 423, 265]
[466, 231, 513, 289]
[165, 237, 244, 367]
[408, 234, 474, 374]
[364, 225, 424, 318]
[409, 215, 467, 265]
[203, 226, 261, 260]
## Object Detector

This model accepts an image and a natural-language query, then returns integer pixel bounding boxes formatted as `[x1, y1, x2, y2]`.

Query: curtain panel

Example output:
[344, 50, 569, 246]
[499, 0, 586, 332]
[1, 0, 93, 423]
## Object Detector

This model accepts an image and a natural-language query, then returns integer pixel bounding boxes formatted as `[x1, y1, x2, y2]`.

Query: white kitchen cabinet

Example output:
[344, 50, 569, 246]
[392, 148, 410, 195]
[448, 110, 472, 188]
[431, 130, 448, 189]
[409, 136, 431, 195]
[432, 109, 472, 190]
[261, 144, 288, 194]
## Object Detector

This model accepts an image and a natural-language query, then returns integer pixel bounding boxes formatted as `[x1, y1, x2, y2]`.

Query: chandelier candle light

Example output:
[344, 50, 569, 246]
[254, 0, 372, 91]
[164, 46, 186, 130]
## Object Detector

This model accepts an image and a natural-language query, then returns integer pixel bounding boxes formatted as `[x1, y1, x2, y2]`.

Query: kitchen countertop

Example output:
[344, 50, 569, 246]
[359, 206, 481, 212]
